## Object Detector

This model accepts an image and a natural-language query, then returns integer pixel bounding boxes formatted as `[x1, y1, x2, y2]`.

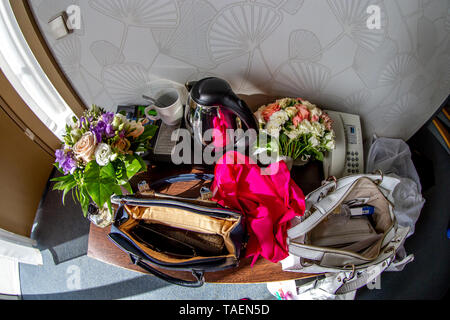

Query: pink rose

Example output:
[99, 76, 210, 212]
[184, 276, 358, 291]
[261, 103, 281, 122]
[126, 121, 145, 139]
[292, 113, 303, 126]
[321, 112, 333, 130]
[311, 115, 319, 122]
[73, 132, 97, 163]
[296, 105, 310, 119]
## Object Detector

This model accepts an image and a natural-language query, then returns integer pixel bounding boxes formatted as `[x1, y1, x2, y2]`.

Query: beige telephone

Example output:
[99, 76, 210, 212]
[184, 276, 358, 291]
[323, 110, 364, 179]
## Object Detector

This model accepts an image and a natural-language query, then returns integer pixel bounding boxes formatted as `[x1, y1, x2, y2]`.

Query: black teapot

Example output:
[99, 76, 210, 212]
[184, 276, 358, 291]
[184, 77, 257, 149]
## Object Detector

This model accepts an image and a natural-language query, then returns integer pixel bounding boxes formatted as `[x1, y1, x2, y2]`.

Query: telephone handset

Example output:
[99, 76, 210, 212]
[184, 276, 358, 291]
[323, 111, 364, 179]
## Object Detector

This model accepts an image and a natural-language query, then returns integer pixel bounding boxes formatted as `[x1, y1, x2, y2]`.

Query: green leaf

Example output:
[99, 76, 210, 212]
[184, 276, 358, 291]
[314, 151, 324, 162]
[62, 179, 77, 205]
[53, 174, 77, 193]
[51, 174, 73, 183]
[130, 124, 158, 152]
[135, 155, 147, 173]
[140, 124, 158, 140]
[124, 154, 144, 180]
[122, 182, 133, 194]
[84, 161, 117, 209]
[79, 186, 90, 217]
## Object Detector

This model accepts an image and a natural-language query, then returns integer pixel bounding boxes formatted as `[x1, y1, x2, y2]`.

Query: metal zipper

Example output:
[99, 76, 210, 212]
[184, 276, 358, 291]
[117, 198, 241, 219]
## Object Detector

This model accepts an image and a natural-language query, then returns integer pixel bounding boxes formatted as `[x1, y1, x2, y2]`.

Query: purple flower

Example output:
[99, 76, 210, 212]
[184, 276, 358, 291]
[119, 130, 125, 139]
[102, 112, 114, 124]
[79, 117, 86, 128]
[55, 149, 77, 175]
[91, 121, 107, 142]
[96, 120, 107, 132]
[55, 149, 65, 163]
[91, 128, 102, 143]
[105, 123, 115, 138]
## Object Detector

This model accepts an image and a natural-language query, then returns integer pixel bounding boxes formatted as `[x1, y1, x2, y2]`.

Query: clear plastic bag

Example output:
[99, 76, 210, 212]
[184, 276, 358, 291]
[366, 136, 425, 238]
[366, 136, 421, 192]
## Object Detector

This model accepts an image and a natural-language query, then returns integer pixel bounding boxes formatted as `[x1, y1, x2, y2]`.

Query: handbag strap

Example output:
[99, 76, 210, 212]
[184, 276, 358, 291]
[149, 173, 215, 190]
[129, 254, 205, 288]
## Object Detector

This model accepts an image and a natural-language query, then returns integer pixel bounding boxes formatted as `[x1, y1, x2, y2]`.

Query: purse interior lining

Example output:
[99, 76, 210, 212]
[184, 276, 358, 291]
[118, 205, 239, 264]
[308, 178, 393, 260]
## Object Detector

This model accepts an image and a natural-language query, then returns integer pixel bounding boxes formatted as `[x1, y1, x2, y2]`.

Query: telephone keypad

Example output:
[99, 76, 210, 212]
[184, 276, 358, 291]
[346, 150, 361, 174]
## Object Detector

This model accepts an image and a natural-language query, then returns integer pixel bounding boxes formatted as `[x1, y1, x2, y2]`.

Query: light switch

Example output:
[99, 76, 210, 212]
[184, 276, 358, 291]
[48, 13, 71, 40]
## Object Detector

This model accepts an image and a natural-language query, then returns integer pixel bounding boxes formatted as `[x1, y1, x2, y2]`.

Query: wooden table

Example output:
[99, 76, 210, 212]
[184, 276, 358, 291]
[87, 161, 324, 284]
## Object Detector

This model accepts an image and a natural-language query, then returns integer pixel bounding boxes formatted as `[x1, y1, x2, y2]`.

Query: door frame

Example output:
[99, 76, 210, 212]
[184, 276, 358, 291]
[0, 70, 58, 154]
[9, 0, 86, 118]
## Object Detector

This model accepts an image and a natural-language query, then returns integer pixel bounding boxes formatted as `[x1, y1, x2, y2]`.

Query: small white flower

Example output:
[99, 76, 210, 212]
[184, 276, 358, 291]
[309, 136, 320, 147]
[266, 120, 281, 137]
[285, 106, 298, 117]
[309, 106, 322, 118]
[285, 125, 301, 139]
[324, 132, 334, 141]
[325, 140, 336, 150]
[95, 143, 113, 166]
[301, 100, 316, 110]
[311, 121, 325, 137]
[298, 119, 313, 134]
[112, 113, 128, 129]
[269, 110, 289, 126]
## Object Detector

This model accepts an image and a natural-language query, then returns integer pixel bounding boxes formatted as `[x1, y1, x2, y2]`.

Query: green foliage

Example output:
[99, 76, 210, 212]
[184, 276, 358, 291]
[52, 154, 147, 217]
[130, 124, 158, 152]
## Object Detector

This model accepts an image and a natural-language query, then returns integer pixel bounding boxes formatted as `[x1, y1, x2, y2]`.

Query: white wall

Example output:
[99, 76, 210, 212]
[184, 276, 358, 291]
[30, 0, 450, 140]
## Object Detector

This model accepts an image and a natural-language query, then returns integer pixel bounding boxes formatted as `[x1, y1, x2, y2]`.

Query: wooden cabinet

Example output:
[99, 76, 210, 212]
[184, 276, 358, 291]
[0, 71, 55, 237]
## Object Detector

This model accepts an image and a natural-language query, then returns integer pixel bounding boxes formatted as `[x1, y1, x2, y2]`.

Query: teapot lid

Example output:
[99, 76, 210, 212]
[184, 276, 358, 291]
[189, 77, 234, 106]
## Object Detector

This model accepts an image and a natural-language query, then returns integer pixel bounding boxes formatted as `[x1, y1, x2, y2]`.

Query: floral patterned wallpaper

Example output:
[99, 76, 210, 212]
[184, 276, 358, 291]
[30, 0, 450, 140]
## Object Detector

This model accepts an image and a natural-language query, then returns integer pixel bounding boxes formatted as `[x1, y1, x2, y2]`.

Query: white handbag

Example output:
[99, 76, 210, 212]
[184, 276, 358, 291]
[283, 173, 413, 295]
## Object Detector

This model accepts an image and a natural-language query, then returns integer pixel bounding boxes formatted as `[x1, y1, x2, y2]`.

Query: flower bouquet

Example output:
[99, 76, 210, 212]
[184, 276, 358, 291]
[52, 105, 158, 217]
[254, 98, 335, 163]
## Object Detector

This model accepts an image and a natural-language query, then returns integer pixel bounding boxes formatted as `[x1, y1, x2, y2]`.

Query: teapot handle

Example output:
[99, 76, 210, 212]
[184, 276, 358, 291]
[223, 93, 258, 132]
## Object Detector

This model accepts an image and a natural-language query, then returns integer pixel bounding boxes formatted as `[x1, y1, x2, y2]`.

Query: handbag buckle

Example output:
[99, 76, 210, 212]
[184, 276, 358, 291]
[138, 181, 151, 192]
[342, 264, 356, 283]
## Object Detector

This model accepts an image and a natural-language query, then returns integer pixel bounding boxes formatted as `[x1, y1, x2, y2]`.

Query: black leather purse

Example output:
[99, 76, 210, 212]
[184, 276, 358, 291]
[108, 173, 247, 287]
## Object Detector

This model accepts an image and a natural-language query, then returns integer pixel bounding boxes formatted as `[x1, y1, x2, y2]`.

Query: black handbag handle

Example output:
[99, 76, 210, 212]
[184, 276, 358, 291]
[129, 254, 205, 288]
[149, 173, 215, 190]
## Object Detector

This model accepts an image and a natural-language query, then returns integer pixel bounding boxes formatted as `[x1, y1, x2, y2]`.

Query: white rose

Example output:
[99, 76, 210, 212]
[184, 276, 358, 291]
[298, 119, 313, 134]
[311, 121, 325, 136]
[112, 113, 128, 129]
[325, 140, 335, 150]
[309, 106, 322, 118]
[301, 100, 316, 109]
[309, 136, 320, 147]
[269, 110, 289, 126]
[95, 143, 113, 166]
[286, 128, 300, 139]
[266, 121, 280, 137]
[324, 132, 334, 141]
[285, 106, 298, 117]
